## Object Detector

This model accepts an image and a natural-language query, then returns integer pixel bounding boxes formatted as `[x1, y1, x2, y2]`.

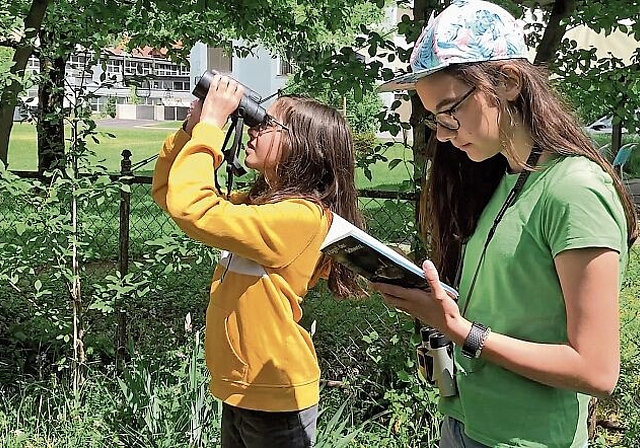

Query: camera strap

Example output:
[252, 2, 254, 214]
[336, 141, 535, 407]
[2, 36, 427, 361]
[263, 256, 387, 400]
[214, 115, 247, 196]
[459, 147, 541, 317]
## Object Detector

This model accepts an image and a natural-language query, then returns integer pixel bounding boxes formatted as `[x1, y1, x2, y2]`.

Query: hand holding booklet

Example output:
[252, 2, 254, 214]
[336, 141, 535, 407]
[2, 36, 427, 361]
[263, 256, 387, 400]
[320, 214, 458, 298]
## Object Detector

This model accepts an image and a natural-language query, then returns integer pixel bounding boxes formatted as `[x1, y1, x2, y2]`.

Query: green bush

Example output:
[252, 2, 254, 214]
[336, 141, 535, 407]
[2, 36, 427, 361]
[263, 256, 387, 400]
[101, 96, 117, 119]
[284, 79, 383, 134]
[353, 131, 377, 155]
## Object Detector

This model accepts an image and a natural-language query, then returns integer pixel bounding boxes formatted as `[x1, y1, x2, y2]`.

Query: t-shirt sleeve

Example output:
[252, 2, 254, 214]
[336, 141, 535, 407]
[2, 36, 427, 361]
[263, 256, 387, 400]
[542, 164, 627, 257]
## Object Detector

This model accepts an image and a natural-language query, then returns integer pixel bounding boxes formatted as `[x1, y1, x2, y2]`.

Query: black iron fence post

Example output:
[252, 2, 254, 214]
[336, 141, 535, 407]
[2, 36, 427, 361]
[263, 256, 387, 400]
[116, 149, 132, 368]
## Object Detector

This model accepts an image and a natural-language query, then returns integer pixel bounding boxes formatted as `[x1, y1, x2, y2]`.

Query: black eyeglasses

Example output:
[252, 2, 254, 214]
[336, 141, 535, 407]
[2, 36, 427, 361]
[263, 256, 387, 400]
[424, 86, 476, 131]
[251, 117, 289, 134]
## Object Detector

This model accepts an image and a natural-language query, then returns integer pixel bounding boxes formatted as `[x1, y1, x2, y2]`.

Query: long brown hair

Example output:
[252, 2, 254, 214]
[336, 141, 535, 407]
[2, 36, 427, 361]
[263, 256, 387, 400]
[420, 60, 638, 283]
[248, 95, 365, 298]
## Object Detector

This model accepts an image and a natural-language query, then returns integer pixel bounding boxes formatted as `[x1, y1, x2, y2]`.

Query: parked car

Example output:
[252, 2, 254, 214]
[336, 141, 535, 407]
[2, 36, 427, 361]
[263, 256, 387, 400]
[584, 110, 639, 135]
[584, 115, 628, 134]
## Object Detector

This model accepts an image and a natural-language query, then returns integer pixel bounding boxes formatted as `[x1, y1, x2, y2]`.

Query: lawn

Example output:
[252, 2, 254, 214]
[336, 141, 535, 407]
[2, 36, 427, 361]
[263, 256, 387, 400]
[7, 120, 415, 190]
[7, 120, 182, 173]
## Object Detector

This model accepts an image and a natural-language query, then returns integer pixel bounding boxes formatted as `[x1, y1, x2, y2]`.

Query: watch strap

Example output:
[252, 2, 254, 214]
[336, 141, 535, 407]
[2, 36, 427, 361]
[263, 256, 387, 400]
[461, 321, 491, 359]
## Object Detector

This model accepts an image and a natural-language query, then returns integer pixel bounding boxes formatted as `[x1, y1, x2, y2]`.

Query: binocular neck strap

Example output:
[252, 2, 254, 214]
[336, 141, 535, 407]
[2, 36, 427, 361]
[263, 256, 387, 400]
[214, 116, 247, 196]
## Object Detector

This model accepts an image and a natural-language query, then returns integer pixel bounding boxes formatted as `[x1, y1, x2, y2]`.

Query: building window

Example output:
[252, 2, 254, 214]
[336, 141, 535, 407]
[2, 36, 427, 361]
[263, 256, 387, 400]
[27, 56, 39, 71]
[278, 59, 293, 76]
[124, 60, 137, 75]
[106, 58, 123, 74]
[155, 63, 179, 76]
[207, 45, 232, 73]
[138, 61, 152, 75]
[174, 81, 188, 91]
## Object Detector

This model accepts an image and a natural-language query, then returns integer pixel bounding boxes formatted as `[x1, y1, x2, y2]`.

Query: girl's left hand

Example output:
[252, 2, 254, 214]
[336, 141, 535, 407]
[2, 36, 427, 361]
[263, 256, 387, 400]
[372, 260, 461, 332]
[200, 74, 245, 129]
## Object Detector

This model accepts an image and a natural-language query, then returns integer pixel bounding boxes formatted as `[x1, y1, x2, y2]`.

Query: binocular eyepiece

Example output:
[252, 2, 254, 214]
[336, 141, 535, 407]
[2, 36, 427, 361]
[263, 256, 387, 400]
[192, 70, 269, 128]
[416, 326, 457, 397]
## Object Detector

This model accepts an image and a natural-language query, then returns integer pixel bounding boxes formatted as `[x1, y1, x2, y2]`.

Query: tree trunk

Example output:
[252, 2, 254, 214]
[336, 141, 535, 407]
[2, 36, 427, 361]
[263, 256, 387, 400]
[534, 0, 576, 65]
[0, 0, 50, 167]
[37, 44, 67, 175]
[410, 0, 441, 261]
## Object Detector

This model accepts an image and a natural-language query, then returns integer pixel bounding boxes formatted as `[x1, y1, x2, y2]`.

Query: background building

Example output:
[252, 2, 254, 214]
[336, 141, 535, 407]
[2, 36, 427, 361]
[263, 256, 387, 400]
[15, 42, 293, 122]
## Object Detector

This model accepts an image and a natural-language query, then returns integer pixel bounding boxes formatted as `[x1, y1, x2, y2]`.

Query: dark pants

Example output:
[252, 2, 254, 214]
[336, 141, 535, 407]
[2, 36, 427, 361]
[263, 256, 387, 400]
[438, 416, 490, 448]
[221, 402, 318, 448]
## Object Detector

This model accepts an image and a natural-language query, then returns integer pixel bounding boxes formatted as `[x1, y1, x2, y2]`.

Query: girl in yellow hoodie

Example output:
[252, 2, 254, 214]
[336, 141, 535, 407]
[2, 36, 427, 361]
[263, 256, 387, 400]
[152, 73, 365, 448]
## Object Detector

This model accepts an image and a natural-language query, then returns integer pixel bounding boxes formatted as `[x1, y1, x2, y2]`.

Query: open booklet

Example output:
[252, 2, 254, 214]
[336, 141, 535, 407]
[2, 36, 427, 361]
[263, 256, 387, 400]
[320, 213, 459, 298]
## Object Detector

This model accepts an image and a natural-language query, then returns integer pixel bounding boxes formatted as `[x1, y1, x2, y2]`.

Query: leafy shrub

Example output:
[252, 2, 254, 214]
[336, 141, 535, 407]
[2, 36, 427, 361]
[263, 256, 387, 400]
[353, 131, 377, 155]
[102, 96, 117, 118]
[283, 77, 383, 134]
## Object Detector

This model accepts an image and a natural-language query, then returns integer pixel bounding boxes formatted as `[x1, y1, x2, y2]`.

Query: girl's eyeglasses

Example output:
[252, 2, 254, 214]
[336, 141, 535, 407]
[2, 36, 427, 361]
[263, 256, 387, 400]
[424, 86, 476, 131]
[251, 117, 289, 134]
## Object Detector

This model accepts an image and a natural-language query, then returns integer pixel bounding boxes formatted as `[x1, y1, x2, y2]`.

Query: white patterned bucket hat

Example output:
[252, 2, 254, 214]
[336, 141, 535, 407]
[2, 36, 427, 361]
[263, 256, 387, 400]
[378, 0, 528, 92]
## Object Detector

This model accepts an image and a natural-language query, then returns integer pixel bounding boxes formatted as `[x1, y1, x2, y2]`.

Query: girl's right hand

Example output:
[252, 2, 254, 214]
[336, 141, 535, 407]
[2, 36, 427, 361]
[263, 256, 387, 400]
[183, 99, 202, 135]
[372, 260, 464, 335]
[200, 74, 245, 130]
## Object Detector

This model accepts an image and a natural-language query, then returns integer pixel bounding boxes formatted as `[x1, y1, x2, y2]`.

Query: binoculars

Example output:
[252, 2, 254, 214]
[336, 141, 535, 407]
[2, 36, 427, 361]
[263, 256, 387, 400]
[416, 326, 457, 397]
[192, 70, 269, 128]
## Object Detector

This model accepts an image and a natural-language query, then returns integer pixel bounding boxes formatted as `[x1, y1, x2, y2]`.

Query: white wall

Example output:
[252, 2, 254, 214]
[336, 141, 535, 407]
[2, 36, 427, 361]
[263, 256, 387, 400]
[189, 41, 289, 110]
[232, 42, 288, 109]
[189, 42, 209, 89]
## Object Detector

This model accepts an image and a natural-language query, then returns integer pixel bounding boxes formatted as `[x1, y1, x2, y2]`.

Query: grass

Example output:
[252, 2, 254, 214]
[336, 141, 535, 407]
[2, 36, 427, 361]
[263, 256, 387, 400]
[7, 121, 415, 190]
[7, 120, 182, 173]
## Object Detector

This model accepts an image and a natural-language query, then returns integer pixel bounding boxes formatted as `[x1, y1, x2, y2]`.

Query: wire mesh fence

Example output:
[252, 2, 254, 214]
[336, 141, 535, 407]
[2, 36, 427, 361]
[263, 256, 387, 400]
[0, 176, 416, 274]
[2, 158, 639, 388]
[0, 165, 420, 362]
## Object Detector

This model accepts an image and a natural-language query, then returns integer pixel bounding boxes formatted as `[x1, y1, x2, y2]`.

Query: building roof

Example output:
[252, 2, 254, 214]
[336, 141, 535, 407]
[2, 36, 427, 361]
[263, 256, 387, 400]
[109, 41, 183, 60]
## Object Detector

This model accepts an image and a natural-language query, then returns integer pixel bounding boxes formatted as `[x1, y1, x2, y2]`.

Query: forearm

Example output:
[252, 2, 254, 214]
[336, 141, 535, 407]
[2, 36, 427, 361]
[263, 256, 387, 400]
[447, 315, 619, 398]
[482, 331, 618, 397]
[165, 122, 225, 219]
[151, 129, 192, 211]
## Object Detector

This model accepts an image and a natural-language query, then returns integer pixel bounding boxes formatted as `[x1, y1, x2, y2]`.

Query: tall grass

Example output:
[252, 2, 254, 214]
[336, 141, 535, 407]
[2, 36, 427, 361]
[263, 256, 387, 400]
[1, 246, 639, 447]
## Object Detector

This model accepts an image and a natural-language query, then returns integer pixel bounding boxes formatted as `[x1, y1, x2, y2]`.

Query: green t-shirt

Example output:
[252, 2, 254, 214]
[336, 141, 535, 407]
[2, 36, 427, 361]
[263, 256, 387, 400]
[439, 156, 628, 447]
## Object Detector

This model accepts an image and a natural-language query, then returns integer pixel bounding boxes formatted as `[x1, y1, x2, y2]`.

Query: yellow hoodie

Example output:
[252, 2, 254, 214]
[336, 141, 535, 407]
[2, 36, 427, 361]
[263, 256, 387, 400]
[152, 122, 331, 411]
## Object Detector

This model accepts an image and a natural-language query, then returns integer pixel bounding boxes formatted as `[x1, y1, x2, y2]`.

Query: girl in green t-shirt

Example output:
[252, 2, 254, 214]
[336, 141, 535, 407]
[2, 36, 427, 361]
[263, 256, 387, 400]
[375, 1, 638, 447]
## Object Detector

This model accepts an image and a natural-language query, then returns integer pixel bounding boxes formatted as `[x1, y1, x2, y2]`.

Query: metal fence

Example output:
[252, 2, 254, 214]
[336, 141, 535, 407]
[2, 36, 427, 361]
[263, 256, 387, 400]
[0, 151, 419, 364]
[2, 150, 418, 284]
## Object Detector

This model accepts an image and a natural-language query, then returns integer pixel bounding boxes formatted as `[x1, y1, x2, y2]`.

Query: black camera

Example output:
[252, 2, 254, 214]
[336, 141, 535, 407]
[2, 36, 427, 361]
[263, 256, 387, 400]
[416, 326, 457, 397]
[192, 70, 268, 128]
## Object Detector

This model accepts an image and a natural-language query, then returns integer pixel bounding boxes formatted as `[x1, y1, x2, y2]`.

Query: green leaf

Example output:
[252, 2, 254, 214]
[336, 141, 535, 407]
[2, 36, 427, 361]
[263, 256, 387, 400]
[15, 222, 27, 236]
[388, 158, 401, 170]
[353, 83, 363, 102]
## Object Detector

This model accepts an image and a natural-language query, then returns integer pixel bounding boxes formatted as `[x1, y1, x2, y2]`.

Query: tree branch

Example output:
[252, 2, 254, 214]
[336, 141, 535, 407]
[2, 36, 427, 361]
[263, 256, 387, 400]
[534, 0, 576, 65]
[0, 40, 20, 49]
